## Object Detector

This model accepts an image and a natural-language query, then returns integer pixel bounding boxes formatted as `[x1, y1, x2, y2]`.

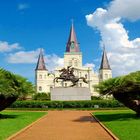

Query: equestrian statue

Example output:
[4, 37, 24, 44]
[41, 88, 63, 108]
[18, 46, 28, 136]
[53, 66, 88, 87]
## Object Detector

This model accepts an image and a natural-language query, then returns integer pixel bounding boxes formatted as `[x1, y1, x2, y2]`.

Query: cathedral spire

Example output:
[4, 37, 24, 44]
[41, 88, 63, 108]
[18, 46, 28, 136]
[35, 49, 47, 70]
[100, 47, 111, 70]
[65, 22, 80, 53]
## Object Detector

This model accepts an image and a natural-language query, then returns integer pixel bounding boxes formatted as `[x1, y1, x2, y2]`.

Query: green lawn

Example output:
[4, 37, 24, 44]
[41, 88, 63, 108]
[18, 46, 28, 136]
[0, 111, 47, 140]
[93, 110, 140, 140]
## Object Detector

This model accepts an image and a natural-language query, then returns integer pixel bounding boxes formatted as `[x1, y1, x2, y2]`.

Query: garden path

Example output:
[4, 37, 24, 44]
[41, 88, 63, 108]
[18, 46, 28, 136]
[10, 111, 114, 140]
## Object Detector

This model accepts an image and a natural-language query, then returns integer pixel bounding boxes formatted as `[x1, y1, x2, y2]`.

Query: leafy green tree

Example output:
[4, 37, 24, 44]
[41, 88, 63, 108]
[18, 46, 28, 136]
[15, 75, 35, 100]
[0, 68, 35, 111]
[0, 68, 19, 111]
[96, 71, 140, 116]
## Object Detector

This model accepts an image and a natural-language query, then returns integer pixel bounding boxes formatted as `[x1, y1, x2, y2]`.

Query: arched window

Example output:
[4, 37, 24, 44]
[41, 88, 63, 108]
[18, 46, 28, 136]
[74, 60, 78, 67]
[85, 74, 88, 79]
[61, 82, 64, 87]
[39, 86, 42, 91]
[39, 74, 42, 79]
[100, 74, 102, 79]
[69, 60, 72, 66]
[44, 75, 47, 79]
[105, 74, 108, 79]
[65, 83, 67, 87]
[50, 86, 53, 90]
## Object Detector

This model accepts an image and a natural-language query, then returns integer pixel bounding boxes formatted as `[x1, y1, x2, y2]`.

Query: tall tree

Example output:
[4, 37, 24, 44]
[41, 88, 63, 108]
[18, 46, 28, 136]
[96, 71, 140, 116]
[0, 68, 19, 111]
[0, 68, 35, 111]
[15, 75, 35, 100]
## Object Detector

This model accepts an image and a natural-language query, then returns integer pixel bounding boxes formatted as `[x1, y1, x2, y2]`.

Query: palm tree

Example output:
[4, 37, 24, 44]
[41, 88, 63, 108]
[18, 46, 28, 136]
[15, 75, 35, 100]
[0, 68, 36, 111]
[96, 71, 140, 116]
[0, 68, 19, 111]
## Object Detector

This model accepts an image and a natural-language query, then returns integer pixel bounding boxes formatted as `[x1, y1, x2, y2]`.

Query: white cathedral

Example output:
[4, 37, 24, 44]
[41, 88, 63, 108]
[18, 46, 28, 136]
[35, 23, 112, 96]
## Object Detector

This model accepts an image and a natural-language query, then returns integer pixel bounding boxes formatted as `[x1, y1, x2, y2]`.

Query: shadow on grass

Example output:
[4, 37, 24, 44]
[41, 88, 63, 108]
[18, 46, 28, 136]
[94, 112, 140, 122]
[73, 116, 96, 123]
[0, 114, 19, 119]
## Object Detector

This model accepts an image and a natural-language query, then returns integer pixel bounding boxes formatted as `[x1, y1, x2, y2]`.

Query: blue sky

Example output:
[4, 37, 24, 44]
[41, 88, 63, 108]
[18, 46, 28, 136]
[0, 0, 140, 83]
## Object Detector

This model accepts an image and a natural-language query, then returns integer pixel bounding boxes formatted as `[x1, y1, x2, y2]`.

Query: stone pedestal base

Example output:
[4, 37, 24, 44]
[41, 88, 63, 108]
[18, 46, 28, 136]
[51, 87, 91, 101]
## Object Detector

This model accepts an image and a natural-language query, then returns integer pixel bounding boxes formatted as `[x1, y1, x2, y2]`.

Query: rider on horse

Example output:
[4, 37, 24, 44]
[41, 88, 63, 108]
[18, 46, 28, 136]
[59, 66, 72, 80]
[55, 66, 88, 87]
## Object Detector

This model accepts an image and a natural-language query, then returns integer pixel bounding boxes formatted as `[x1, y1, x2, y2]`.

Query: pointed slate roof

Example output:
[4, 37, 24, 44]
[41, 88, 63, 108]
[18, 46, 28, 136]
[65, 23, 80, 53]
[35, 49, 47, 70]
[100, 48, 111, 70]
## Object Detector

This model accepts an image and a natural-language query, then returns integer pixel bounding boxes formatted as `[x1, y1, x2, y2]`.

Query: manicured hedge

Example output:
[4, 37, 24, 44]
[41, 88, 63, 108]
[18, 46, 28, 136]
[32, 92, 50, 100]
[10, 100, 124, 109]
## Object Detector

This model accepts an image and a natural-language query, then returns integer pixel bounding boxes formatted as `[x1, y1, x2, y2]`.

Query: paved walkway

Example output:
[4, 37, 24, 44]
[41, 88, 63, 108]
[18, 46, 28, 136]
[10, 111, 114, 140]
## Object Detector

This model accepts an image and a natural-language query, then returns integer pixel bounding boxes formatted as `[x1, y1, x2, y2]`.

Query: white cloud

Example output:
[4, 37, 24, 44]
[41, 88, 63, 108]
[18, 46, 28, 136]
[86, 0, 140, 76]
[18, 3, 29, 10]
[45, 54, 64, 72]
[0, 41, 21, 52]
[108, 0, 140, 21]
[7, 49, 64, 72]
[7, 49, 39, 63]
[84, 63, 95, 70]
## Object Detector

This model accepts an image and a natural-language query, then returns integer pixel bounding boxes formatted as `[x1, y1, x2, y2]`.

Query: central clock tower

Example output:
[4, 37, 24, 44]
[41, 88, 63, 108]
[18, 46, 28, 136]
[64, 23, 82, 68]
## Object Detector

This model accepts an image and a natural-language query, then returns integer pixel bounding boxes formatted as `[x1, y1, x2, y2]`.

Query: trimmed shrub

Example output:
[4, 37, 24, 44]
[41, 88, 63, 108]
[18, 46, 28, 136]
[91, 96, 103, 100]
[10, 100, 124, 109]
[32, 92, 50, 100]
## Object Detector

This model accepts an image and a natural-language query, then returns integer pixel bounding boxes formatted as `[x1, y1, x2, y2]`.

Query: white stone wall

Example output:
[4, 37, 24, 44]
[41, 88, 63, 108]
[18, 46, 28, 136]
[64, 52, 82, 67]
[36, 70, 54, 93]
[51, 87, 91, 101]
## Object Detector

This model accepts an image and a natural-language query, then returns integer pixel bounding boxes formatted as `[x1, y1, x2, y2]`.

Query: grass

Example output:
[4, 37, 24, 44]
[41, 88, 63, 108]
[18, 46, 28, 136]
[93, 110, 140, 140]
[0, 111, 47, 140]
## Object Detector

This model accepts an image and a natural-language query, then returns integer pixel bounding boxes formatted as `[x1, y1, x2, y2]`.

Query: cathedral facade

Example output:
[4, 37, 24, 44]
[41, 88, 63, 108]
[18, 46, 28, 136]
[35, 23, 112, 96]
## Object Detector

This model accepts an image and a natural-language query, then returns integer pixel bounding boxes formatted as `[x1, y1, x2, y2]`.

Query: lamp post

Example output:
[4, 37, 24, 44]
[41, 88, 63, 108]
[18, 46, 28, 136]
[88, 67, 90, 89]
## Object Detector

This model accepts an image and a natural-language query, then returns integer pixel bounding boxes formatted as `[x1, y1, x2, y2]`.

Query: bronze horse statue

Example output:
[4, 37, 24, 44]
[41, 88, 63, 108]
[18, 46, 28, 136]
[54, 66, 88, 87]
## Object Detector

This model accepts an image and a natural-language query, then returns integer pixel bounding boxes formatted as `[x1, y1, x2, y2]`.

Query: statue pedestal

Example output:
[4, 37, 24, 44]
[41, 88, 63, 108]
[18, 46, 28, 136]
[51, 87, 91, 101]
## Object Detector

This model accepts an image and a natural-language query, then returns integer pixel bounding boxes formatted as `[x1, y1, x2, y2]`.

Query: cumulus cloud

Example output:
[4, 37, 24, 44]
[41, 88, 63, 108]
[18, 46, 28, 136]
[18, 3, 29, 10]
[45, 54, 64, 72]
[108, 0, 140, 21]
[7, 49, 64, 72]
[86, 0, 140, 76]
[0, 41, 21, 52]
[7, 49, 39, 63]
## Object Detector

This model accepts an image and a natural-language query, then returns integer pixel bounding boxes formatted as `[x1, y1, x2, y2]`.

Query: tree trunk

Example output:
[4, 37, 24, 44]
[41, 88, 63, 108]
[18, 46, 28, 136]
[113, 92, 140, 116]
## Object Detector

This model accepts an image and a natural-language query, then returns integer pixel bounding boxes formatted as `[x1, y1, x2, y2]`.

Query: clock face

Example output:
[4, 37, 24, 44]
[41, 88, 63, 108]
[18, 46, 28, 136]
[71, 41, 75, 49]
